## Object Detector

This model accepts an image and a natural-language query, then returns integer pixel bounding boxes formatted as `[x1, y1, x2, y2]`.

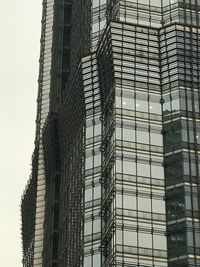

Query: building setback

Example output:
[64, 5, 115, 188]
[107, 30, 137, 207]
[21, 0, 200, 266]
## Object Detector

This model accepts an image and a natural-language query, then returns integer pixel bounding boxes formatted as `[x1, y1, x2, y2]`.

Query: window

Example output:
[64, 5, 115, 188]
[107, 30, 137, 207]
[137, 163, 150, 177]
[86, 157, 93, 169]
[137, 130, 149, 144]
[85, 188, 92, 202]
[123, 195, 137, 210]
[152, 199, 165, 214]
[86, 126, 93, 139]
[149, 101, 161, 114]
[123, 160, 136, 175]
[150, 132, 163, 146]
[84, 221, 92, 235]
[123, 128, 135, 142]
[84, 256, 92, 267]
[93, 219, 101, 233]
[124, 231, 137, 246]
[122, 97, 135, 110]
[139, 232, 152, 248]
[151, 165, 164, 179]
[138, 197, 151, 212]
[93, 254, 100, 267]
[153, 235, 166, 250]
[94, 154, 101, 167]
[136, 100, 148, 113]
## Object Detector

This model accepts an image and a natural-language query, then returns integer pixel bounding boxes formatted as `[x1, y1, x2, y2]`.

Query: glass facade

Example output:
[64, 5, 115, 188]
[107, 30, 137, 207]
[97, 22, 167, 267]
[21, 1, 200, 267]
[92, 0, 107, 49]
[161, 22, 200, 266]
[82, 53, 102, 267]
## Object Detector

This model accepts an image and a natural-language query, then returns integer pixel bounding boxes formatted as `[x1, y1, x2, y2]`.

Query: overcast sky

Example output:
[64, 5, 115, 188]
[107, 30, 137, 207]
[0, 1, 42, 266]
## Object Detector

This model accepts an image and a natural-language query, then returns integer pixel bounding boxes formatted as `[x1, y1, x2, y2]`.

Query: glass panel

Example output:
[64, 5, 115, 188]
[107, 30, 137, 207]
[93, 254, 100, 267]
[152, 199, 165, 213]
[150, 132, 163, 146]
[123, 161, 136, 175]
[153, 235, 167, 250]
[122, 97, 135, 110]
[137, 163, 150, 177]
[137, 130, 149, 144]
[139, 232, 152, 248]
[84, 256, 92, 267]
[84, 221, 92, 235]
[124, 231, 137, 246]
[123, 128, 135, 142]
[136, 100, 148, 113]
[138, 197, 151, 212]
[123, 195, 137, 210]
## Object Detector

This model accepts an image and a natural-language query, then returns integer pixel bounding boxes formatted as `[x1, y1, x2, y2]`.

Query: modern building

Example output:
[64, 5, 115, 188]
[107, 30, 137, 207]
[21, 0, 200, 266]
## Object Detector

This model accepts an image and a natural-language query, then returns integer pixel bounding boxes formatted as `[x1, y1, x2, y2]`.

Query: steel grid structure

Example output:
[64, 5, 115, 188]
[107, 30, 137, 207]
[21, 148, 38, 267]
[21, 0, 200, 266]
[42, 114, 61, 266]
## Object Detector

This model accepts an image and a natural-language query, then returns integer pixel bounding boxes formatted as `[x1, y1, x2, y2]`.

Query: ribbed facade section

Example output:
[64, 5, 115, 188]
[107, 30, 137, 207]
[33, 0, 55, 266]
[21, 149, 38, 267]
[21, 0, 55, 266]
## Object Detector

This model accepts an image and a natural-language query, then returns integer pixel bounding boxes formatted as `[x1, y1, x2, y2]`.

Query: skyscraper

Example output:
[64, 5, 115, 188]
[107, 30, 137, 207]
[21, 0, 200, 266]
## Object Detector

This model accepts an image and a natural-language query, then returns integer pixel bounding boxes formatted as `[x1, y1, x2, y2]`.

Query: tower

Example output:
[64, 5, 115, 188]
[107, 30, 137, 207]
[21, 1, 200, 266]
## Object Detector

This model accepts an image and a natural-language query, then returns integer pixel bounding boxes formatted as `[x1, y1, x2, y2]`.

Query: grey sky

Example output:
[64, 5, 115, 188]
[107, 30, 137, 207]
[0, 1, 42, 266]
